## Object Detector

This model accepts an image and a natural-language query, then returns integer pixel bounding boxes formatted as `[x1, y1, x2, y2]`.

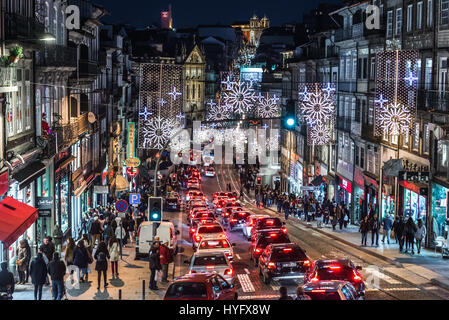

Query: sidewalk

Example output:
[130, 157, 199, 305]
[11, 243, 171, 300]
[263, 205, 449, 291]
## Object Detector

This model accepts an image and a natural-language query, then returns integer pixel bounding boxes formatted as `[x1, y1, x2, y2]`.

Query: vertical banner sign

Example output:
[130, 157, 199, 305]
[128, 122, 135, 159]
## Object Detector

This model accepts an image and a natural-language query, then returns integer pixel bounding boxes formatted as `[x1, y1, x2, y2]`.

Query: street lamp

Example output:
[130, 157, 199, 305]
[40, 33, 57, 42]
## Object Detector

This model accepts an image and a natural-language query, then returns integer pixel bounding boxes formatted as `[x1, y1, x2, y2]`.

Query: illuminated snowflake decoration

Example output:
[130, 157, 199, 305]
[141, 117, 177, 149]
[377, 103, 412, 136]
[308, 126, 332, 145]
[168, 126, 190, 153]
[299, 85, 336, 126]
[207, 104, 231, 121]
[266, 135, 280, 151]
[233, 129, 247, 153]
[257, 94, 280, 118]
[222, 81, 255, 114]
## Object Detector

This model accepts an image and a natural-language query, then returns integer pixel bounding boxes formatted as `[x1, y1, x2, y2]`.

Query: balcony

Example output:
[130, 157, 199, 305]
[418, 90, 449, 113]
[59, 113, 89, 148]
[4, 12, 45, 41]
[0, 63, 17, 92]
[35, 45, 77, 69]
[79, 60, 99, 79]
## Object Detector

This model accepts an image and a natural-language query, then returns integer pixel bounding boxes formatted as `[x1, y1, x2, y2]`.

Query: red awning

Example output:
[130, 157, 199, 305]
[0, 197, 38, 248]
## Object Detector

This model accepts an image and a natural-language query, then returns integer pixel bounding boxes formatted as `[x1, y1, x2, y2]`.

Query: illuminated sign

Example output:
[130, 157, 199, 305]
[128, 122, 135, 159]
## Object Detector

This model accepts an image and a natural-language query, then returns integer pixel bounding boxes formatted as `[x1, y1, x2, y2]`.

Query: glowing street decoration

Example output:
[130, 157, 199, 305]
[141, 117, 177, 150]
[374, 50, 418, 136]
[322, 83, 336, 97]
[222, 80, 256, 114]
[308, 125, 332, 146]
[139, 107, 153, 121]
[207, 102, 231, 121]
[168, 86, 182, 101]
[257, 93, 281, 118]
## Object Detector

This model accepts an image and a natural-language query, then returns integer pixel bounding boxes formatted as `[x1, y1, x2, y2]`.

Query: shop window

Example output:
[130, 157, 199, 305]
[403, 188, 427, 224]
[432, 183, 449, 238]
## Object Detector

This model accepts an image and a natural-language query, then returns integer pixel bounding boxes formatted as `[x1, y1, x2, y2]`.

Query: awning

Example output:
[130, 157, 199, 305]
[114, 175, 129, 192]
[12, 161, 46, 190]
[0, 197, 38, 248]
[310, 175, 326, 186]
[399, 180, 428, 196]
[57, 155, 76, 170]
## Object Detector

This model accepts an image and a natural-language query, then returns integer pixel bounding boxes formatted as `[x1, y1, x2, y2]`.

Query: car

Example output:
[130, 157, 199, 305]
[203, 166, 216, 177]
[242, 214, 270, 240]
[186, 251, 235, 284]
[250, 217, 286, 238]
[224, 192, 237, 201]
[186, 190, 205, 201]
[228, 211, 251, 231]
[213, 192, 229, 200]
[189, 203, 209, 215]
[301, 280, 360, 300]
[249, 230, 290, 266]
[187, 179, 200, 189]
[189, 211, 216, 225]
[258, 243, 312, 284]
[164, 273, 237, 300]
[165, 192, 181, 211]
[189, 218, 218, 242]
[197, 238, 235, 261]
[193, 223, 227, 249]
[213, 199, 228, 215]
[305, 259, 365, 299]
[136, 221, 179, 259]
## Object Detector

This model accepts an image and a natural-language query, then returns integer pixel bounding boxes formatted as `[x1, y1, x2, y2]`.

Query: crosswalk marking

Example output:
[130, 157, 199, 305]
[270, 281, 281, 291]
[365, 268, 402, 285]
[244, 268, 250, 275]
[239, 294, 280, 300]
[237, 274, 255, 292]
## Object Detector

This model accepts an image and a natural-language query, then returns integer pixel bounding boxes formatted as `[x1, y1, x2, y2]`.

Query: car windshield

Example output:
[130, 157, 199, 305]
[305, 291, 341, 300]
[200, 240, 230, 249]
[258, 234, 290, 246]
[193, 255, 228, 266]
[271, 247, 307, 262]
[316, 266, 354, 281]
[165, 282, 208, 299]
[258, 218, 283, 228]
[198, 226, 224, 234]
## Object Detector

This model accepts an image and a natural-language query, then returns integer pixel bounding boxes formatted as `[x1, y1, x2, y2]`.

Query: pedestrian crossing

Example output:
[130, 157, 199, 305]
[238, 274, 256, 292]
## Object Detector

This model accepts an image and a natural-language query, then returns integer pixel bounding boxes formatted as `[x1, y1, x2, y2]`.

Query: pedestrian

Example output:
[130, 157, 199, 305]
[392, 216, 400, 244]
[278, 286, 293, 300]
[343, 206, 349, 228]
[15, 239, 31, 285]
[369, 214, 380, 246]
[108, 236, 120, 279]
[29, 252, 47, 300]
[73, 240, 91, 283]
[53, 225, 64, 253]
[47, 252, 66, 300]
[115, 217, 125, 250]
[415, 219, 426, 255]
[331, 207, 337, 231]
[0, 262, 15, 296]
[90, 216, 102, 250]
[359, 216, 369, 246]
[160, 241, 172, 282]
[149, 240, 162, 290]
[39, 236, 55, 285]
[103, 218, 114, 245]
[395, 216, 406, 252]
[81, 234, 92, 255]
[295, 286, 311, 300]
[283, 199, 290, 220]
[404, 217, 417, 254]
[64, 237, 76, 271]
[94, 241, 110, 290]
[308, 201, 315, 223]
[337, 205, 343, 229]
[316, 207, 323, 228]
[381, 214, 393, 244]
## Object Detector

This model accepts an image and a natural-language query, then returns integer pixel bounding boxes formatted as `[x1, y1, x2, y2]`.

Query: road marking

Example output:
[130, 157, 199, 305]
[270, 281, 281, 291]
[365, 268, 402, 285]
[236, 254, 241, 260]
[244, 268, 250, 275]
[239, 294, 279, 300]
[382, 287, 420, 292]
[237, 274, 255, 292]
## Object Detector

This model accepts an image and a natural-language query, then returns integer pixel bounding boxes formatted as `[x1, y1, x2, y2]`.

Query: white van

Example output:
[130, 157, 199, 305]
[135, 221, 179, 259]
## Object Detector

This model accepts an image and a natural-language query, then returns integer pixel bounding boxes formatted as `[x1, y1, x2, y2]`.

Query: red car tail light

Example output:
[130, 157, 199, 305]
[267, 262, 276, 270]
[329, 265, 341, 270]
[188, 270, 196, 274]
[206, 265, 215, 269]
[203, 196, 206, 200]
[282, 227, 288, 233]
[353, 270, 362, 282]
[311, 289, 326, 293]
[269, 233, 278, 238]
[190, 228, 196, 234]
[224, 268, 233, 275]
[266, 219, 274, 225]
[218, 234, 226, 238]
[230, 219, 237, 222]
[283, 248, 293, 253]
[303, 260, 311, 267]
[254, 248, 263, 254]
[195, 235, 202, 242]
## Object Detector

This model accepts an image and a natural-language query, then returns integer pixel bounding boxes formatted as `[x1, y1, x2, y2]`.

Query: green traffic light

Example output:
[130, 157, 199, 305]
[286, 117, 295, 127]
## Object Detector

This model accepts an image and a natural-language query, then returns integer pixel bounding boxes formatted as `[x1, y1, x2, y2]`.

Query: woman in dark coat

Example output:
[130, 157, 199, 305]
[359, 216, 370, 246]
[149, 241, 162, 290]
[404, 217, 417, 254]
[94, 241, 110, 290]
[29, 252, 47, 300]
[73, 240, 91, 283]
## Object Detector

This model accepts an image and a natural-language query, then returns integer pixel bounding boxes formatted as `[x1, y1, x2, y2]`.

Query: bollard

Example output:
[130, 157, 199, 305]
[119, 289, 122, 300]
[142, 279, 145, 300]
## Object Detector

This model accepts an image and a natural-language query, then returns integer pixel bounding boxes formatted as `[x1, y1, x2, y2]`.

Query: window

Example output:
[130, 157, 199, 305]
[395, 8, 402, 35]
[360, 147, 365, 169]
[442, 0, 449, 25]
[355, 145, 360, 166]
[355, 99, 361, 122]
[417, 2, 423, 29]
[425, 58, 432, 90]
[387, 10, 393, 36]
[16, 70, 23, 134]
[352, 58, 357, 79]
[345, 57, 351, 79]
[340, 58, 345, 80]
[403, 132, 410, 147]
[407, 5, 413, 31]
[423, 124, 430, 153]
[368, 101, 374, 125]
[379, 4, 384, 26]
[427, 0, 433, 27]
[412, 122, 420, 151]
[370, 56, 376, 80]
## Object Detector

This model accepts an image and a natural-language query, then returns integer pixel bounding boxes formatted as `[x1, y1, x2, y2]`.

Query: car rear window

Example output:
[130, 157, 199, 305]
[257, 218, 283, 228]
[305, 291, 341, 300]
[271, 247, 307, 262]
[165, 282, 207, 299]
[233, 212, 250, 219]
[258, 234, 290, 246]
[195, 212, 214, 218]
[198, 226, 224, 234]
[316, 266, 354, 281]
[193, 255, 228, 266]
[200, 240, 230, 249]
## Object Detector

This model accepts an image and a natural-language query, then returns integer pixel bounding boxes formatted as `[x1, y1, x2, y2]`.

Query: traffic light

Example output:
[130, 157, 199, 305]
[282, 99, 296, 130]
[171, 173, 177, 183]
[148, 197, 163, 222]
[126, 167, 138, 177]
[256, 176, 262, 185]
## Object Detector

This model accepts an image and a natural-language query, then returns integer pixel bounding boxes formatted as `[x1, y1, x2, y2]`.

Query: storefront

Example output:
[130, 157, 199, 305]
[288, 161, 303, 195]
[431, 182, 449, 242]
[36, 164, 53, 244]
[336, 175, 352, 208]
[399, 181, 428, 229]
[353, 186, 364, 223]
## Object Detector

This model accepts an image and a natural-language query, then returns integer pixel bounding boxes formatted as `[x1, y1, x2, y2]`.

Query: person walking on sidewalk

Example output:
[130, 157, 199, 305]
[16, 240, 31, 285]
[395, 216, 406, 252]
[39, 236, 55, 286]
[47, 252, 66, 300]
[415, 219, 426, 255]
[149, 240, 162, 290]
[404, 217, 417, 254]
[90, 216, 102, 250]
[337, 205, 343, 230]
[64, 237, 76, 273]
[283, 199, 290, 220]
[330, 207, 338, 231]
[381, 214, 393, 244]
[30, 252, 47, 300]
[94, 241, 110, 290]
[359, 216, 369, 246]
[108, 236, 120, 279]
[343, 206, 349, 228]
[278, 286, 293, 300]
[73, 240, 91, 283]
[369, 214, 380, 247]
[160, 241, 172, 283]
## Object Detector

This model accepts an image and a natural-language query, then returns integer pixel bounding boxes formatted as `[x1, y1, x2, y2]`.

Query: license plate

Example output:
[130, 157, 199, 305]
[283, 262, 296, 267]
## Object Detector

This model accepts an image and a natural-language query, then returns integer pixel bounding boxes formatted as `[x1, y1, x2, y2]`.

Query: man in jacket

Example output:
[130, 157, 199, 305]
[381, 214, 393, 244]
[149, 239, 162, 290]
[369, 214, 380, 247]
[90, 216, 102, 250]
[47, 252, 66, 300]
[394, 215, 405, 252]
[159, 241, 172, 283]
[30, 252, 47, 300]
[0, 262, 14, 295]
[39, 236, 55, 286]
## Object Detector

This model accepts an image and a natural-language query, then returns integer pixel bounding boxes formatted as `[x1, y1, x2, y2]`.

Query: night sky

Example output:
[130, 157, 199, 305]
[94, 0, 342, 28]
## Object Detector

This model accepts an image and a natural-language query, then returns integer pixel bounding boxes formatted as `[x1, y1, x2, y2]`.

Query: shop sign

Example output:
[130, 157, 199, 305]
[124, 157, 141, 168]
[301, 186, 319, 191]
[398, 171, 430, 183]
[127, 122, 136, 159]
[37, 197, 53, 210]
[339, 177, 352, 193]
[0, 171, 8, 196]
[93, 186, 109, 194]
[38, 210, 52, 218]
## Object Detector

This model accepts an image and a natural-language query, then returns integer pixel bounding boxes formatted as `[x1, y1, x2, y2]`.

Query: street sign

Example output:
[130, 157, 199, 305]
[398, 171, 430, 182]
[124, 157, 141, 167]
[93, 186, 109, 194]
[115, 199, 129, 213]
[129, 193, 141, 205]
